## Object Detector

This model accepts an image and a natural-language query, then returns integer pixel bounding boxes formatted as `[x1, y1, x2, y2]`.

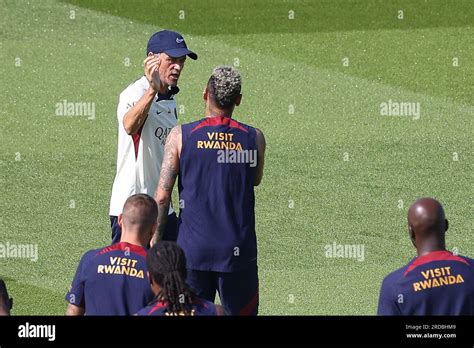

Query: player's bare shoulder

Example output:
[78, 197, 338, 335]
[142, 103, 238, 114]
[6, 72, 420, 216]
[253, 127, 266, 186]
[254, 127, 266, 151]
[165, 125, 183, 155]
[167, 125, 182, 143]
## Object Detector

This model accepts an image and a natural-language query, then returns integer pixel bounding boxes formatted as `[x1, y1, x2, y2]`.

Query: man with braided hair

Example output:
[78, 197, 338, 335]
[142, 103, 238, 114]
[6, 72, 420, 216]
[136, 241, 225, 316]
[153, 66, 266, 315]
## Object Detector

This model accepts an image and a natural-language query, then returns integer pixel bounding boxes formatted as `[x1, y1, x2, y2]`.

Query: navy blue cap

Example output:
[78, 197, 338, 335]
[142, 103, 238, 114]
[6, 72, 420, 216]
[147, 30, 198, 60]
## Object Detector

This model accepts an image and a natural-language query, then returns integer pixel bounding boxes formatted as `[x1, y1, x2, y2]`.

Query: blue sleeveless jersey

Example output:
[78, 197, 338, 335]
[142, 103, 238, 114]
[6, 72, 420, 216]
[66, 242, 154, 315]
[378, 250, 474, 315]
[136, 297, 218, 316]
[177, 116, 258, 272]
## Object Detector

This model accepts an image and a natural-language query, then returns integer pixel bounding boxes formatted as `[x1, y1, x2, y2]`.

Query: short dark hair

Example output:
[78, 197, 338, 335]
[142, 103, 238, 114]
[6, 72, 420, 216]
[122, 194, 158, 232]
[207, 65, 241, 109]
[146, 242, 196, 315]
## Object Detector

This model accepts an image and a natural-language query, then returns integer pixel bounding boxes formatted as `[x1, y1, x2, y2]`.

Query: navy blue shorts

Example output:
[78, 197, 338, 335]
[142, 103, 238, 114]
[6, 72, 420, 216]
[110, 212, 179, 244]
[186, 264, 259, 315]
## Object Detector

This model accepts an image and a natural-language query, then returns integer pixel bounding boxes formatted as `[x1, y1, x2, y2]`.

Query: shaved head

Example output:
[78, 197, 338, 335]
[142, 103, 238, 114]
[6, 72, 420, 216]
[122, 194, 158, 233]
[407, 198, 448, 255]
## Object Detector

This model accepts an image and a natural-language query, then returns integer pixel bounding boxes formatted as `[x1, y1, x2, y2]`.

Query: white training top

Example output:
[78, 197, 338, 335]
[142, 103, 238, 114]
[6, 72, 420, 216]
[109, 76, 177, 216]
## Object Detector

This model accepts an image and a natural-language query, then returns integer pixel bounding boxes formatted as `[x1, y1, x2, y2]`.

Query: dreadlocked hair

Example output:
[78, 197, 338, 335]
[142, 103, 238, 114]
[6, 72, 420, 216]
[146, 241, 196, 316]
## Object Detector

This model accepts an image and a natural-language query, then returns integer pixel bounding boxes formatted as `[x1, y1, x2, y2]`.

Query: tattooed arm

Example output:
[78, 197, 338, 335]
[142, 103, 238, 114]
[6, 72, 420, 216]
[152, 125, 182, 245]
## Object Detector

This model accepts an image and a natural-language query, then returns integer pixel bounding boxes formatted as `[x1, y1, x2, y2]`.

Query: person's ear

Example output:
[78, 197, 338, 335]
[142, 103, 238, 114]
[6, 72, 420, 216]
[118, 214, 123, 228]
[235, 94, 242, 106]
[408, 225, 416, 247]
[445, 219, 449, 233]
[203, 87, 208, 101]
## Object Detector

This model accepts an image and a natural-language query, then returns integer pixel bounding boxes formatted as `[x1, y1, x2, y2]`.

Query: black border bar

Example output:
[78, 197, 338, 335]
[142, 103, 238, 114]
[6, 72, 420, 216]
[0, 316, 472, 345]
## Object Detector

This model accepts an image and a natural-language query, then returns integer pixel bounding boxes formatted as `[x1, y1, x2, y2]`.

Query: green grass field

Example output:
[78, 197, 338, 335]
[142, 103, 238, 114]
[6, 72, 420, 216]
[0, 0, 472, 315]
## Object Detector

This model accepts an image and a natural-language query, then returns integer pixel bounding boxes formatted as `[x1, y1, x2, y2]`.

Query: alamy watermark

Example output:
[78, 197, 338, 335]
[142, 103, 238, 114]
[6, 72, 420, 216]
[324, 242, 365, 262]
[217, 149, 257, 167]
[18, 322, 55, 341]
[55, 100, 95, 120]
[0, 242, 38, 262]
[380, 99, 420, 120]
